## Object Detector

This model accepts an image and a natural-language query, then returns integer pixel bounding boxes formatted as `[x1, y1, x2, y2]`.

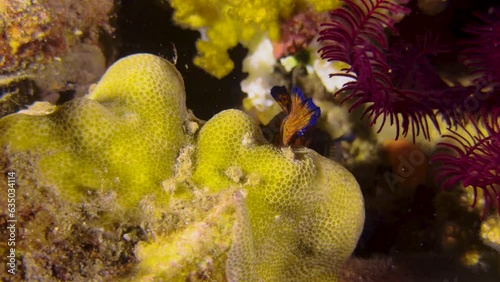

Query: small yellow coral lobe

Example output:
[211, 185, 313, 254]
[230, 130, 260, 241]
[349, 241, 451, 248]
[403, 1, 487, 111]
[480, 215, 500, 252]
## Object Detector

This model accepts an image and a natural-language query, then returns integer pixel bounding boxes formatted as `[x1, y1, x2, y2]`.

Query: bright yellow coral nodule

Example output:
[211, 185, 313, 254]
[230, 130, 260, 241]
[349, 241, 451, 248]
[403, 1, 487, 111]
[0, 54, 364, 281]
[169, 0, 341, 78]
[480, 215, 500, 253]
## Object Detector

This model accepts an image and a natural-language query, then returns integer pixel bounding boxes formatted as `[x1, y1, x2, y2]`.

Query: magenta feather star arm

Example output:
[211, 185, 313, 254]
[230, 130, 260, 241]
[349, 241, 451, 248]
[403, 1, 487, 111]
[460, 9, 500, 115]
[432, 9, 500, 216]
[462, 10, 500, 91]
[317, 0, 447, 140]
[433, 108, 500, 216]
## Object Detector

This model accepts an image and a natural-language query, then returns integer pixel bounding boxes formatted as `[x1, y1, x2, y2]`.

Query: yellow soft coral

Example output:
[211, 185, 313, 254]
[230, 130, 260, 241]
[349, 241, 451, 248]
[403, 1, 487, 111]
[169, 0, 340, 78]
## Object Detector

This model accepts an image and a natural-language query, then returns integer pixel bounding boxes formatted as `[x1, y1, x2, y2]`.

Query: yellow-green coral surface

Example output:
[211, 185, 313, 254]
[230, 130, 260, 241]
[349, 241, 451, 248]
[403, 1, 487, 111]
[193, 110, 364, 281]
[1, 54, 187, 212]
[0, 53, 364, 281]
[169, 0, 341, 78]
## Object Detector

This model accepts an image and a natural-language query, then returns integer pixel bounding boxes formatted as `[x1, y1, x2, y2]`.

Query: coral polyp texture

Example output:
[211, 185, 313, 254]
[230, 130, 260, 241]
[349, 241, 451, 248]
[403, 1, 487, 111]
[1, 54, 188, 211]
[194, 109, 364, 280]
[168, 0, 341, 78]
[0, 54, 364, 280]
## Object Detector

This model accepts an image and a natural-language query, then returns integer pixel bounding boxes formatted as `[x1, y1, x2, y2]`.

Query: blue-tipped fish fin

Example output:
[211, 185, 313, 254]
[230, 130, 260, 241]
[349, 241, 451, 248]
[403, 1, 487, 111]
[281, 87, 321, 146]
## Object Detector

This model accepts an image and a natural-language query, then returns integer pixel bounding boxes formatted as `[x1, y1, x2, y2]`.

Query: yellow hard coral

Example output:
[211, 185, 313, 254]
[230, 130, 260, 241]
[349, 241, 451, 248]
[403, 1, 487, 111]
[193, 109, 263, 190]
[0, 54, 188, 212]
[169, 0, 341, 78]
[134, 187, 238, 281]
[0, 54, 363, 281]
[235, 150, 364, 281]
[193, 109, 365, 281]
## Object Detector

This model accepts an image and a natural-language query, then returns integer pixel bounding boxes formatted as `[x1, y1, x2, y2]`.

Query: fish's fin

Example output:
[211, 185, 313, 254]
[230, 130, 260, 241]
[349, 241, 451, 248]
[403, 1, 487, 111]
[281, 87, 321, 146]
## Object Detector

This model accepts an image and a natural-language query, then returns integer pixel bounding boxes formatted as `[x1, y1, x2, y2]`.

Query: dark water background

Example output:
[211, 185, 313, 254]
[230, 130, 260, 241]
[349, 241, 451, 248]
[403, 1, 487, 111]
[117, 0, 247, 121]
